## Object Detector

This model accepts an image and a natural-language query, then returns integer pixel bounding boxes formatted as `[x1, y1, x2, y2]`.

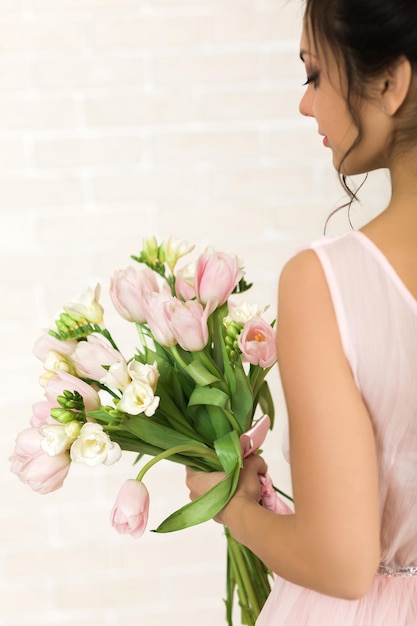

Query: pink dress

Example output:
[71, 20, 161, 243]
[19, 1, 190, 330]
[256, 231, 417, 625]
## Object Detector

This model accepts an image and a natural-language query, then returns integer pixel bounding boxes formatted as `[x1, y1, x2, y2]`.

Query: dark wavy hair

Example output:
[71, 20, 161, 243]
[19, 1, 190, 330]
[304, 0, 417, 223]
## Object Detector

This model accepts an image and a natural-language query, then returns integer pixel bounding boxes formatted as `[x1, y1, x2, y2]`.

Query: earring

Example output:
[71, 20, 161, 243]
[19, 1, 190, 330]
[381, 103, 387, 113]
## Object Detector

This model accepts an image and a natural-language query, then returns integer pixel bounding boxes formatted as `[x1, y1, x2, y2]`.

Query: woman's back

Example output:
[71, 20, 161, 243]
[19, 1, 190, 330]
[311, 230, 417, 569]
[256, 230, 417, 625]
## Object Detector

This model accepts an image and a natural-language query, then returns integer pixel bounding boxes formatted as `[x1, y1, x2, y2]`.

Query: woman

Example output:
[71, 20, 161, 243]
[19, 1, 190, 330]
[186, 1, 417, 623]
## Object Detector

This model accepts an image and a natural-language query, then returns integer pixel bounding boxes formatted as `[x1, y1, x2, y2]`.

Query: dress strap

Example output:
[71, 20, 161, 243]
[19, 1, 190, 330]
[377, 564, 417, 577]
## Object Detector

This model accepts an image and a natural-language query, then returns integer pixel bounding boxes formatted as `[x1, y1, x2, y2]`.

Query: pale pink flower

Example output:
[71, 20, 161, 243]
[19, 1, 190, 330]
[71, 333, 126, 382]
[13, 427, 44, 458]
[45, 370, 100, 412]
[174, 262, 196, 301]
[195, 247, 243, 306]
[65, 284, 104, 325]
[70, 423, 122, 467]
[164, 298, 214, 352]
[31, 400, 55, 427]
[238, 317, 276, 368]
[143, 291, 177, 347]
[110, 265, 159, 324]
[118, 380, 160, 417]
[10, 428, 70, 494]
[33, 330, 77, 362]
[110, 479, 150, 538]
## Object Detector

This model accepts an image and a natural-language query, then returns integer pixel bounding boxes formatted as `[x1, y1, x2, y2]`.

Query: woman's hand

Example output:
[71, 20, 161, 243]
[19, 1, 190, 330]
[185, 454, 269, 525]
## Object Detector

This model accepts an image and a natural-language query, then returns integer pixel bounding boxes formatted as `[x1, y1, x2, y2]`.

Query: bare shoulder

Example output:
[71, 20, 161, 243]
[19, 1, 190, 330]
[279, 248, 328, 299]
[277, 248, 337, 341]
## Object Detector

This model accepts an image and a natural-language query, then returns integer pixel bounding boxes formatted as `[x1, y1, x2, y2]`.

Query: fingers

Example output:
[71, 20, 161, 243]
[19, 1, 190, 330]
[185, 467, 226, 501]
[242, 453, 268, 476]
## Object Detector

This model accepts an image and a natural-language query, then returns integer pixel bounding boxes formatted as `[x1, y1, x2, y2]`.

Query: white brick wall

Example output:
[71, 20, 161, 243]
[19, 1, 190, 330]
[0, 1, 391, 625]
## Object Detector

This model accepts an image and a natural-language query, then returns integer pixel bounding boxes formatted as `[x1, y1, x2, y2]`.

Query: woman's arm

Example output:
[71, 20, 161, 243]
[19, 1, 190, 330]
[187, 250, 381, 599]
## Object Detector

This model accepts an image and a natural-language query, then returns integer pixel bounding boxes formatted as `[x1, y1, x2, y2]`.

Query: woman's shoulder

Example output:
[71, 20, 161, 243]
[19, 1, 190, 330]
[278, 231, 363, 297]
[279, 245, 328, 297]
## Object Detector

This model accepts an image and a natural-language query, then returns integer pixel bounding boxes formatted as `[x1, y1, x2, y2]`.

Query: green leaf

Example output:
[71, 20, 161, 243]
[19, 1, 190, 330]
[214, 430, 242, 474]
[188, 386, 230, 409]
[124, 415, 206, 452]
[257, 381, 275, 427]
[212, 305, 236, 394]
[155, 465, 240, 532]
[188, 405, 218, 442]
[231, 359, 254, 432]
[185, 360, 220, 386]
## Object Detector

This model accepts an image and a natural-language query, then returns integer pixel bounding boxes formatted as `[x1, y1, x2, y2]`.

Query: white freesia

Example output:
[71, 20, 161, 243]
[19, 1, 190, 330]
[101, 360, 131, 390]
[40, 421, 81, 456]
[118, 380, 160, 417]
[42, 350, 75, 376]
[128, 360, 159, 391]
[65, 284, 104, 326]
[225, 301, 268, 326]
[163, 236, 195, 271]
[70, 423, 122, 467]
[39, 369, 57, 387]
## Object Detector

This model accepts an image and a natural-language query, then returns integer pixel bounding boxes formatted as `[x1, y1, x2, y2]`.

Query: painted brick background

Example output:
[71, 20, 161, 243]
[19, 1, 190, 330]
[0, 1, 390, 625]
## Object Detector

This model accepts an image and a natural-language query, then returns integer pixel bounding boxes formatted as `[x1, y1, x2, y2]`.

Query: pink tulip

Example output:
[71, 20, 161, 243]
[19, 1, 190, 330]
[71, 333, 126, 382]
[238, 317, 276, 368]
[10, 427, 71, 494]
[45, 370, 101, 412]
[174, 263, 196, 301]
[110, 265, 160, 323]
[195, 248, 243, 306]
[164, 298, 214, 352]
[143, 292, 177, 347]
[110, 479, 150, 538]
[13, 427, 44, 458]
[33, 330, 77, 362]
[31, 400, 55, 427]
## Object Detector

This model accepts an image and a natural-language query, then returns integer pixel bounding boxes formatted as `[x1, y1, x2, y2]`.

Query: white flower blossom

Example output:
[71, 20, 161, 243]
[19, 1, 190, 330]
[65, 284, 104, 326]
[118, 380, 160, 417]
[163, 236, 195, 271]
[70, 423, 122, 467]
[101, 360, 131, 390]
[225, 301, 269, 326]
[40, 421, 81, 456]
[127, 360, 159, 391]
[42, 350, 75, 376]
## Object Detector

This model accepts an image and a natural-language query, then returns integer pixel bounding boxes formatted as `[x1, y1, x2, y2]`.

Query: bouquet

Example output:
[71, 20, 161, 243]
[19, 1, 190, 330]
[11, 236, 290, 626]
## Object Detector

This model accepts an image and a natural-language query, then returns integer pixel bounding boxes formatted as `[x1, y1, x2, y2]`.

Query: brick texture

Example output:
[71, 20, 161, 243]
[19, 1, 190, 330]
[1, 1, 390, 625]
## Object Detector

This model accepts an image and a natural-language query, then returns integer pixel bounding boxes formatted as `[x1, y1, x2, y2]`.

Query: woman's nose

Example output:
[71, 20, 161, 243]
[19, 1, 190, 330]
[299, 88, 313, 117]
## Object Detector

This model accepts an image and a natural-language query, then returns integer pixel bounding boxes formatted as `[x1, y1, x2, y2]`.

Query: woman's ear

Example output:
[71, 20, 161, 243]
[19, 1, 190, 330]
[381, 56, 413, 115]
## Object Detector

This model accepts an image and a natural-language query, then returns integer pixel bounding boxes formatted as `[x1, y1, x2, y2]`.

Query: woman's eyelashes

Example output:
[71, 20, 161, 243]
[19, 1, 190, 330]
[303, 70, 320, 87]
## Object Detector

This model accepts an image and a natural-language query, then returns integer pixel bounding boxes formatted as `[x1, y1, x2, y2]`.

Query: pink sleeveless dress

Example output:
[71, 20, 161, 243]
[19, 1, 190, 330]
[256, 231, 417, 625]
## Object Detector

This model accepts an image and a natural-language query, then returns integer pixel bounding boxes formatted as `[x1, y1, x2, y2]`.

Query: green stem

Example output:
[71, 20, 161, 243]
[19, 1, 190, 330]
[249, 365, 268, 402]
[136, 444, 219, 481]
[223, 408, 244, 435]
[170, 344, 190, 370]
[274, 485, 294, 503]
[194, 348, 223, 380]
[226, 529, 259, 625]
